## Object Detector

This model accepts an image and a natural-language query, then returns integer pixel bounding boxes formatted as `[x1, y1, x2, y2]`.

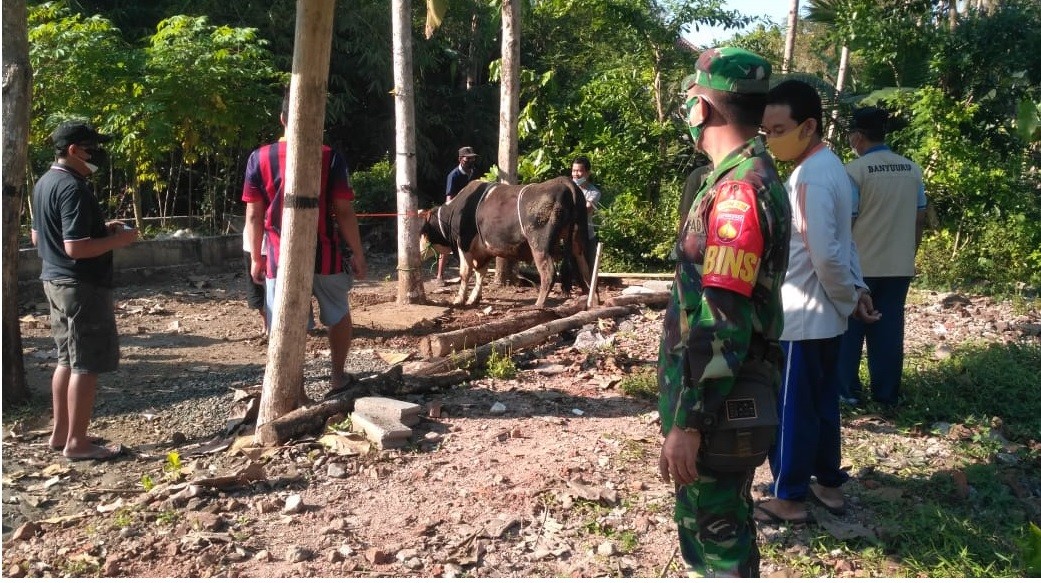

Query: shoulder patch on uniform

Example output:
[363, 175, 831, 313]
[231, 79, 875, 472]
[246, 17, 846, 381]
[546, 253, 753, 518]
[702, 180, 763, 297]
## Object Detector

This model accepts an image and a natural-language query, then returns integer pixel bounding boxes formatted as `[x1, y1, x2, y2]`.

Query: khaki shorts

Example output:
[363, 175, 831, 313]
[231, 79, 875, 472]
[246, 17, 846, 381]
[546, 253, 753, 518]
[44, 280, 120, 374]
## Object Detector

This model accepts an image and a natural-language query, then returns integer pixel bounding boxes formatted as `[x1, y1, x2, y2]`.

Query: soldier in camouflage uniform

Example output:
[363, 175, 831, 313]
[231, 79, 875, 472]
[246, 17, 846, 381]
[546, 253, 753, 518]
[657, 47, 791, 577]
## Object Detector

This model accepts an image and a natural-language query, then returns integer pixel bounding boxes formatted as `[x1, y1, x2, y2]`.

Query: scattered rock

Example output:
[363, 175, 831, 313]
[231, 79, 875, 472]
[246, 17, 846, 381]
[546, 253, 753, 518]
[186, 511, 224, 531]
[10, 521, 40, 541]
[102, 556, 121, 577]
[255, 498, 279, 514]
[327, 463, 350, 479]
[255, 549, 272, 562]
[283, 494, 305, 514]
[365, 548, 393, 565]
[286, 545, 313, 563]
[490, 402, 507, 414]
[405, 557, 423, 570]
[597, 541, 617, 556]
[7, 564, 26, 578]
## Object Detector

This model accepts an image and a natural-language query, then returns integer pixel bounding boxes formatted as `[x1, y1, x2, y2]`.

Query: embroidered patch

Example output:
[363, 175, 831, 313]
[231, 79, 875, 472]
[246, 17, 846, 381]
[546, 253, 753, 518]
[701, 180, 763, 297]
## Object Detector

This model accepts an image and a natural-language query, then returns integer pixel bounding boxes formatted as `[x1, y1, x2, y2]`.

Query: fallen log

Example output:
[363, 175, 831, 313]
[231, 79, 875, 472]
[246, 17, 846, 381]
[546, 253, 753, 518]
[418, 298, 585, 358]
[604, 291, 670, 309]
[255, 365, 468, 445]
[405, 304, 641, 377]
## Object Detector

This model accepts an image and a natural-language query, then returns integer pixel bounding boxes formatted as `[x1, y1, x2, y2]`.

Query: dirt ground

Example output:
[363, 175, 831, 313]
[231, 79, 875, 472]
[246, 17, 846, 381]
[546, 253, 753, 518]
[3, 254, 1039, 577]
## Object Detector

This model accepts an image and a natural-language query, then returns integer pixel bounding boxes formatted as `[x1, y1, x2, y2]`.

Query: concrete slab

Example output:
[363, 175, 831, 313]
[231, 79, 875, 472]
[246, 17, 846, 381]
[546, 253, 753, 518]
[350, 411, 412, 450]
[350, 301, 448, 333]
[355, 397, 422, 427]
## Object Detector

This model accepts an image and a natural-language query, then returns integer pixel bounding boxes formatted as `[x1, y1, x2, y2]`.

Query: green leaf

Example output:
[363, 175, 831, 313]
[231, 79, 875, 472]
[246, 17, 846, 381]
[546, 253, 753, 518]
[425, 0, 448, 39]
[1024, 522, 1041, 576]
[1015, 99, 1041, 143]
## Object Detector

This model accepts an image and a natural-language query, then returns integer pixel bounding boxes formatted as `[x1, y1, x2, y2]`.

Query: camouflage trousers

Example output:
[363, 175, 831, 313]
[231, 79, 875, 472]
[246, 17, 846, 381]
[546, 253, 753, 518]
[674, 464, 759, 577]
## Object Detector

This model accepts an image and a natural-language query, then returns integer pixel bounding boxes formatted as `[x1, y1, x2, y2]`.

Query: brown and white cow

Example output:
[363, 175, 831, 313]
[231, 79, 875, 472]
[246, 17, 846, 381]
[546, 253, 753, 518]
[420, 176, 598, 308]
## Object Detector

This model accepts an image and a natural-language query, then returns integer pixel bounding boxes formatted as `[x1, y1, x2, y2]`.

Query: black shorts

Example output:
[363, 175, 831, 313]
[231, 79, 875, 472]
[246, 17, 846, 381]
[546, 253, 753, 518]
[244, 252, 265, 310]
[43, 280, 119, 374]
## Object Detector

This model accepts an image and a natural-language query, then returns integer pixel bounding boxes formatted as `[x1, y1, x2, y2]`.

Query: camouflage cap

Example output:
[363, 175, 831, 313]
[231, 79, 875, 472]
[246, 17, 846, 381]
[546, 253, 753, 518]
[683, 47, 771, 95]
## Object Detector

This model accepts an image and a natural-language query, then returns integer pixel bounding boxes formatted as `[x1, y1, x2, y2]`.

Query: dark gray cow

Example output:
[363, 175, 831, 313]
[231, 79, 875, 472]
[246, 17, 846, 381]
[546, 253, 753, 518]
[420, 177, 598, 308]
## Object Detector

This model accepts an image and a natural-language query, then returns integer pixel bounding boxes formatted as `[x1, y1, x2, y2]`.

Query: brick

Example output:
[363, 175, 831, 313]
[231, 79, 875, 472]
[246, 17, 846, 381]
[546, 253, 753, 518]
[354, 397, 422, 427]
[350, 412, 412, 449]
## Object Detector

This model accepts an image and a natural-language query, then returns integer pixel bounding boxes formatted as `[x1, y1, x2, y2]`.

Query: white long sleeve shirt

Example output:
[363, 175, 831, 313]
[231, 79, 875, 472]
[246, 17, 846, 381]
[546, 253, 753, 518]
[780, 144, 866, 341]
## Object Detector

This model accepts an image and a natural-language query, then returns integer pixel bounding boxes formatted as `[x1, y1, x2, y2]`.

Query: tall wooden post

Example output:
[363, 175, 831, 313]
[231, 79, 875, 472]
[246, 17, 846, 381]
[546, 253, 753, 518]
[494, 0, 521, 286]
[2, 0, 32, 405]
[392, 0, 426, 305]
[256, 0, 337, 435]
[782, 0, 799, 74]
[826, 45, 850, 142]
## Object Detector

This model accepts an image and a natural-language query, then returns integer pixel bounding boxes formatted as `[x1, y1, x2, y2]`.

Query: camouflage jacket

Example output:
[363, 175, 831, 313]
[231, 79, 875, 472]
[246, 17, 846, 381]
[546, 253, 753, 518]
[658, 137, 791, 434]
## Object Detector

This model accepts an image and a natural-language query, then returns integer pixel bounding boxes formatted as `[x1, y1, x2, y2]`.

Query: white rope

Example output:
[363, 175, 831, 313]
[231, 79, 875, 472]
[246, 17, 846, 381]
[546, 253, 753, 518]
[515, 184, 532, 241]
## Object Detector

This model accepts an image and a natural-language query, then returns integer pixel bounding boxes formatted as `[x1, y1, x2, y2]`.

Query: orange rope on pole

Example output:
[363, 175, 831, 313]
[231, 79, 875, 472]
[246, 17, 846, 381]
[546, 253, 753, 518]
[356, 211, 424, 218]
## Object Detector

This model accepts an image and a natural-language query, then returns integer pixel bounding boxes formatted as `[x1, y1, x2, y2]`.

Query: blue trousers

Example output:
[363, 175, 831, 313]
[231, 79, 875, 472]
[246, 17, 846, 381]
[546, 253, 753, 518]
[837, 276, 912, 405]
[769, 338, 848, 500]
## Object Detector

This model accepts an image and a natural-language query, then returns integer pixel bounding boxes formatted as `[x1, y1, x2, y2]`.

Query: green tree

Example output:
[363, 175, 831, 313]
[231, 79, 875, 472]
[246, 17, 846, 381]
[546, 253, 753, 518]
[29, 2, 283, 232]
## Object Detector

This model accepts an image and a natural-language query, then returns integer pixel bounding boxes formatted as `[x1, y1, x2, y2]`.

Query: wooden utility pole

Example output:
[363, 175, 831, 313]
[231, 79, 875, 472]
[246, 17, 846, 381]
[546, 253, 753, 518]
[826, 45, 849, 142]
[494, 0, 521, 286]
[392, 0, 426, 304]
[256, 0, 337, 434]
[782, 0, 799, 74]
[2, 0, 33, 405]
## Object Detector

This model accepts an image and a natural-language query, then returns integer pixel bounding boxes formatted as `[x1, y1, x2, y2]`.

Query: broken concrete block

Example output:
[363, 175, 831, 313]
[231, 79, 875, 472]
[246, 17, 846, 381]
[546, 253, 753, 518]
[350, 411, 411, 449]
[354, 397, 422, 427]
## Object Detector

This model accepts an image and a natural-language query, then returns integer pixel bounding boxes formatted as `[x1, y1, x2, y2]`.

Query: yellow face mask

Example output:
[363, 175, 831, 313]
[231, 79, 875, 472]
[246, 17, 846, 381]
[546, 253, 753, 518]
[766, 120, 811, 161]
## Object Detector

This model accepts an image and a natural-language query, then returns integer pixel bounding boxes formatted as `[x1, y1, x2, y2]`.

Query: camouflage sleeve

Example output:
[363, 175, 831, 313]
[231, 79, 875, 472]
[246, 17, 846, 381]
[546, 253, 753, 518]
[676, 287, 754, 432]
[666, 180, 764, 433]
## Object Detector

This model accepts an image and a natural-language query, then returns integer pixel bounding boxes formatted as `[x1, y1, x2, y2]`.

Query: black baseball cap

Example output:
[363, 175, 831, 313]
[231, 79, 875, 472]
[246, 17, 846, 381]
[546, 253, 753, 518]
[50, 121, 113, 149]
[850, 107, 888, 134]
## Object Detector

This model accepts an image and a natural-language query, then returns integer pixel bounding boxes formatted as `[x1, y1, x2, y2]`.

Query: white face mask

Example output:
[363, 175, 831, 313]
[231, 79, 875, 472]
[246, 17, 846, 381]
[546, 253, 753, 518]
[84, 162, 99, 174]
[574, 176, 588, 187]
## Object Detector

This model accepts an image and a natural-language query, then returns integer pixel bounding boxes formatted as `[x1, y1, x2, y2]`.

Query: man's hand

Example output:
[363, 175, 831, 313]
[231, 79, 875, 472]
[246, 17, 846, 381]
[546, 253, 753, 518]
[854, 289, 881, 323]
[349, 253, 368, 280]
[251, 257, 266, 285]
[659, 427, 701, 486]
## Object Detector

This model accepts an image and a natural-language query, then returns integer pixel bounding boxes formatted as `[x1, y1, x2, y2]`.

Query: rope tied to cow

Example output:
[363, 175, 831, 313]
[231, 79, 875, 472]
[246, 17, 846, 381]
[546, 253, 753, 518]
[515, 184, 533, 242]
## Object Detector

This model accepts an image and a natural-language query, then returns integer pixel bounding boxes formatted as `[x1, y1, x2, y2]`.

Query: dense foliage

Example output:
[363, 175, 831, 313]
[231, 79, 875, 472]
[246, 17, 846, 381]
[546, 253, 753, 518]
[23, 0, 1041, 289]
[734, 0, 1041, 291]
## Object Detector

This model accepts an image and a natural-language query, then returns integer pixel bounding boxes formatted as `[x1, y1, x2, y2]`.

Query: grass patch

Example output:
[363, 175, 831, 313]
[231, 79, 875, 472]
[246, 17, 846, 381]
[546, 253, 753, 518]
[783, 337, 1041, 577]
[899, 342, 1041, 442]
[485, 346, 517, 380]
[618, 367, 657, 401]
[822, 340, 1041, 577]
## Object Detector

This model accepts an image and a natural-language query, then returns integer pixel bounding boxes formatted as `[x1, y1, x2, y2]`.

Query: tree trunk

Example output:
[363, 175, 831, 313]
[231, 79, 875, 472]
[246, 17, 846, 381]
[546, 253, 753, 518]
[256, 0, 337, 435]
[132, 176, 145, 230]
[466, 11, 479, 92]
[948, 0, 958, 30]
[495, 0, 521, 286]
[392, 0, 426, 305]
[782, 0, 799, 74]
[826, 45, 849, 142]
[2, 0, 33, 406]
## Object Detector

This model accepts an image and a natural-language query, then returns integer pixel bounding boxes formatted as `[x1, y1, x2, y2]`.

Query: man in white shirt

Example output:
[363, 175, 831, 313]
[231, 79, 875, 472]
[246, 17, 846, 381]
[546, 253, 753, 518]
[754, 80, 879, 524]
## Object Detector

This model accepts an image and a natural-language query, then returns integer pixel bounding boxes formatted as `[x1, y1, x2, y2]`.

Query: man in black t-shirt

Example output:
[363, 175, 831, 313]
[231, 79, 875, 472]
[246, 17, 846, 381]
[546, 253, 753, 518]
[435, 146, 478, 282]
[31, 120, 138, 461]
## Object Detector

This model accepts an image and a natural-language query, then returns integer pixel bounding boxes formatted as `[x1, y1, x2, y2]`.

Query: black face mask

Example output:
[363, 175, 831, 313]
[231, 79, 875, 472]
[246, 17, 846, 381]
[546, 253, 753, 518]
[83, 145, 109, 168]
